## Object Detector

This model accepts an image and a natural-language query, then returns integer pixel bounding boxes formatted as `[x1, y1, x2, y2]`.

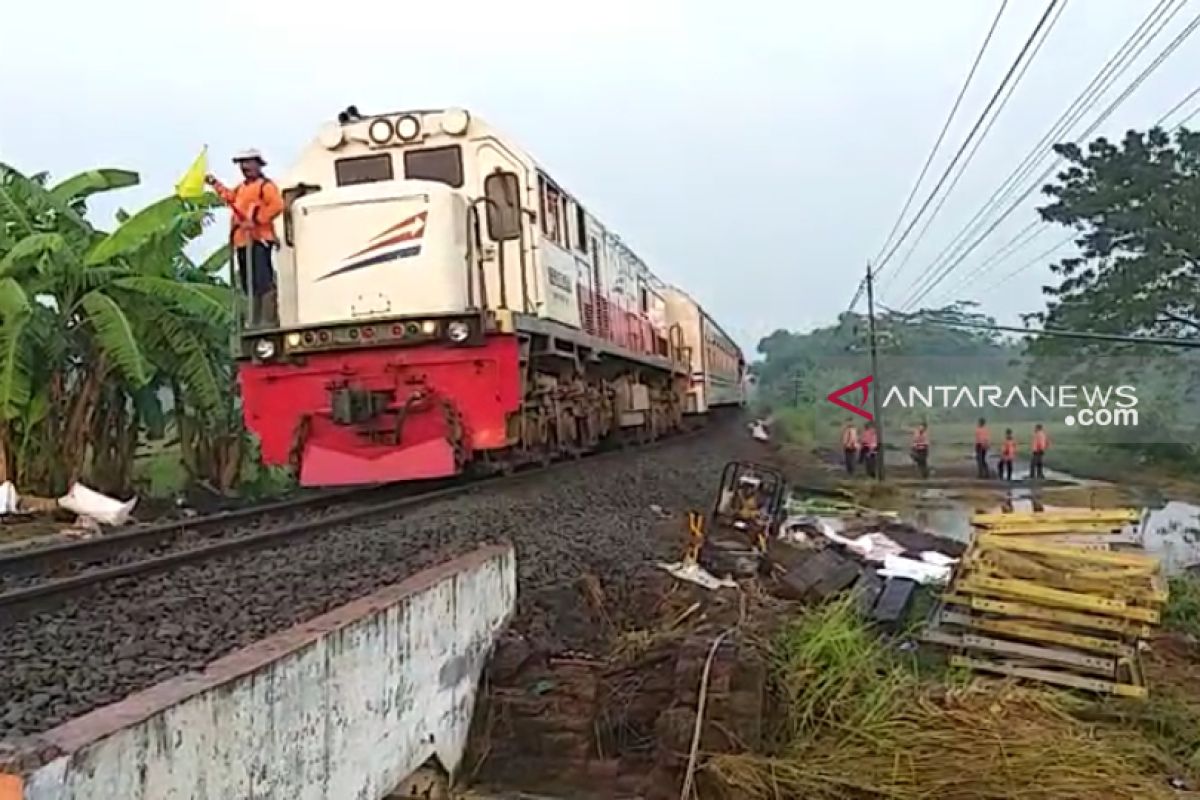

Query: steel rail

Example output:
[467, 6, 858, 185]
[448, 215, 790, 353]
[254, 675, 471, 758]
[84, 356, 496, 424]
[0, 419, 719, 626]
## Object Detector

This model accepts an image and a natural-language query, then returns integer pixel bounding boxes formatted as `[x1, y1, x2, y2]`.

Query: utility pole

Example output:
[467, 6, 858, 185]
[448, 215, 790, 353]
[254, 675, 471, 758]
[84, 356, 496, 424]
[865, 263, 885, 481]
[792, 374, 802, 406]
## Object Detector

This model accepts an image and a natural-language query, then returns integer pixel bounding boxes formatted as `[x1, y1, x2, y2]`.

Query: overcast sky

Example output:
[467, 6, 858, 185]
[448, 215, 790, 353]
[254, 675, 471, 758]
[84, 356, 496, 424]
[4, 0, 1198, 354]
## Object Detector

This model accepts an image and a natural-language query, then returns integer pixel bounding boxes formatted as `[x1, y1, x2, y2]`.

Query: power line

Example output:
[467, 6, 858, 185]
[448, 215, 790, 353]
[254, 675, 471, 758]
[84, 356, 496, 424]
[870, 0, 1010, 267]
[928, 218, 1046, 303]
[975, 232, 1076, 295]
[932, 76, 1200, 307]
[895, 0, 1186, 308]
[879, 0, 1068, 296]
[901, 3, 1200, 311]
[872, 0, 1063, 279]
[919, 315, 1200, 348]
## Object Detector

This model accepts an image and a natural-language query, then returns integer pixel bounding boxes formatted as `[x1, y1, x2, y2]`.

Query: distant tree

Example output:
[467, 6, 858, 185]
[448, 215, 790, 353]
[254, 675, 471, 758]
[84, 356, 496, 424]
[1031, 127, 1200, 342]
[1027, 128, 1200, 467]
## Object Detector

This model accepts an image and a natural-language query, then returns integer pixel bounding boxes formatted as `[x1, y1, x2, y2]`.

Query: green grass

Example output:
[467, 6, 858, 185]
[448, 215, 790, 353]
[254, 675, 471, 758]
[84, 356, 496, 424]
[133, 443, 189, 497]
[708, 596, 1187, 800]
[1165, 573, 1200, 638]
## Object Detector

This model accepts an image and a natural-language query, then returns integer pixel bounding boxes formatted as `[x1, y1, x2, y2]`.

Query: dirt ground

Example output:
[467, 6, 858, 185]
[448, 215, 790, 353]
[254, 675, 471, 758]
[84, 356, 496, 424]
[465, 517, 785, 800]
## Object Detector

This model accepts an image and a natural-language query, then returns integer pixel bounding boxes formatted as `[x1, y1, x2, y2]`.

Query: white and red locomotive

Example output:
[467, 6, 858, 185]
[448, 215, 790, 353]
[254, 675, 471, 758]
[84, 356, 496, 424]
[236, 106, 745, 486]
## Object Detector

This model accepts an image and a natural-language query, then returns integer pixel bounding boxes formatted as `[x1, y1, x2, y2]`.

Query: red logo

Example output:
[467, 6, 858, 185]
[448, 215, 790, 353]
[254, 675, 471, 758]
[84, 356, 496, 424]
[827, 376, 874, 421]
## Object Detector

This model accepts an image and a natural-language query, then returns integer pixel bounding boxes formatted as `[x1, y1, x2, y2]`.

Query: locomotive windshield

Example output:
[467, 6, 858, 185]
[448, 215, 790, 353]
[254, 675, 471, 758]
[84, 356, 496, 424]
[404, 146, 463, 187]
[335, 153, 393, 186]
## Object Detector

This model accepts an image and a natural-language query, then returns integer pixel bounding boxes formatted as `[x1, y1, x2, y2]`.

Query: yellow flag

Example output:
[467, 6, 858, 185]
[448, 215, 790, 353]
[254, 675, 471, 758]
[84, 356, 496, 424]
[175, 146, 208, 199]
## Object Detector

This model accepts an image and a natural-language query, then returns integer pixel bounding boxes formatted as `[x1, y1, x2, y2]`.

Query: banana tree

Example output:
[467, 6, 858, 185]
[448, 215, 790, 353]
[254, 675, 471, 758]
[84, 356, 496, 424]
[0, 162, 234, 494]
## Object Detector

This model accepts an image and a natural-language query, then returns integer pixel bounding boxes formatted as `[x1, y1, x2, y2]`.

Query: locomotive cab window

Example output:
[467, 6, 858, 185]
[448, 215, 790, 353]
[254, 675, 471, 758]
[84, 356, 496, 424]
[404, 145, 464, 188]
[485, 171, 521, 241]
[335, 154, 393, 187]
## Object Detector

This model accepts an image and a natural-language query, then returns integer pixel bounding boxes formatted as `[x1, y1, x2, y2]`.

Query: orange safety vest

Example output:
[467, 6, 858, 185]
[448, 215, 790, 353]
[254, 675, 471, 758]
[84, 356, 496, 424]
[1001, 438, 1016, 459]
[912, 428, 929, 448]
[975, 426, 990, 447]
[1032, 430, 1049, 452]
[841, 427, 858, 449]
[212, 177, 284, 248]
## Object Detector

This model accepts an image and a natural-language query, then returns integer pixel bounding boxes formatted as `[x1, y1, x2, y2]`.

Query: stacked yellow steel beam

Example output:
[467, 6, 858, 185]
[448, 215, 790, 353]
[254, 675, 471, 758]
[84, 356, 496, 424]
[923, 508, 1164, 698]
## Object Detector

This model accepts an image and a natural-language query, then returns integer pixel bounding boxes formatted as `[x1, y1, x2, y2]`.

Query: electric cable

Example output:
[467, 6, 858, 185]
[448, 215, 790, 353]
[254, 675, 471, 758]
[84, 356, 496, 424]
[872, 0, 1063, 278]
[895, 0, 1186, 307]
[870, 0, 1010, 267]
[901, 3, 1200, 310]
[879, 0, 1068, 294]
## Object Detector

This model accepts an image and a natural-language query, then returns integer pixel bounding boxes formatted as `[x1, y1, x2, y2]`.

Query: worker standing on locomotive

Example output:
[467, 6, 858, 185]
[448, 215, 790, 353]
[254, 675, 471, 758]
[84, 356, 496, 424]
[206, 149, 284, 328]
[840, 420, 859, 475]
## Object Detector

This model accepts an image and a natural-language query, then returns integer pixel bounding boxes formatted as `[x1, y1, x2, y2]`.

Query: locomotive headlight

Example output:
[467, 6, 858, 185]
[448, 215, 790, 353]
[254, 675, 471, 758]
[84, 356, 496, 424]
[254, 339, 277, 360]
[447, 321, 470, 343]
[368, 118, 394, 144]
[285, 332, 302, 348]
[318, 122, 345, 149]
[395, 115, 421, 141]
[421, 320, 437, 335]
[440, 108, 469, 136]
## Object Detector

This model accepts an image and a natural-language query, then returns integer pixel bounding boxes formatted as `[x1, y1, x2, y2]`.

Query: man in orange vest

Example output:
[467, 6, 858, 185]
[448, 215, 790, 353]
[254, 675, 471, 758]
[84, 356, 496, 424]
[911, 422, 930, 479]
[974, 417, 991, 479]
[1029, 423, 1049, 480]
[206, 149, 284, 328]
[859, 421, 878, 478]
[998, 428, 1016, 482]
[840, 420, 859, 475]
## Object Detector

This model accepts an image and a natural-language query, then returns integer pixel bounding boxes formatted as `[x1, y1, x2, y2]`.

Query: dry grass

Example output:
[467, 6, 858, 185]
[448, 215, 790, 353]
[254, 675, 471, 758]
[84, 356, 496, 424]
[708, 596, 1189, 800]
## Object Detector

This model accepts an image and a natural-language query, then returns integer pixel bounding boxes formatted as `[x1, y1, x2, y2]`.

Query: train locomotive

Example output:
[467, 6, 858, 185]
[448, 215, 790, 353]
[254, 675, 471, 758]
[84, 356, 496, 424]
[236, 106, 745, 486]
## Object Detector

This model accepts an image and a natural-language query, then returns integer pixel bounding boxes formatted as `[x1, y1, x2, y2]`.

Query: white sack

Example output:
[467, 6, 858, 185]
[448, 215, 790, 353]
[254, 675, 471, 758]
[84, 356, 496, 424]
[58, 482, 137, 526]
[0, 481, 19, 515]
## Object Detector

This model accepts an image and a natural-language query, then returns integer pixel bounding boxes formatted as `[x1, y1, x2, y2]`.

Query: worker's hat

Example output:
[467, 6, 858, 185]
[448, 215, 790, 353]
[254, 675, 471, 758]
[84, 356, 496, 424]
[232, 148, 267, 166]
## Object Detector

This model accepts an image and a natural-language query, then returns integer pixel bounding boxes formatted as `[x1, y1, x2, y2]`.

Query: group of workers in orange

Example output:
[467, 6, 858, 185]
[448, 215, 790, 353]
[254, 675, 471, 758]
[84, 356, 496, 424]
[839, 417, 1050, 481]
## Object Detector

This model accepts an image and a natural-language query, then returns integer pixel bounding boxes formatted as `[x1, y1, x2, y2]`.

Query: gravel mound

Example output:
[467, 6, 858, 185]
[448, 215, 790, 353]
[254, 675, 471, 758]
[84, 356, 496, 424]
[1, 422, 758, 737]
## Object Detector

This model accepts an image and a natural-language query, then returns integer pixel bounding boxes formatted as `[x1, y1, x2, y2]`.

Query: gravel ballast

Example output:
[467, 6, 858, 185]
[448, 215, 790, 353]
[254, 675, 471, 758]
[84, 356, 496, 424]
[1, 422, 759, 737]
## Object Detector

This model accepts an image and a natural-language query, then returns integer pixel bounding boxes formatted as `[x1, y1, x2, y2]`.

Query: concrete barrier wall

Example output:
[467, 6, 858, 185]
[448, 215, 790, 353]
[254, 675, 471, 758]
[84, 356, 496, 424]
[0, 544, 516, 800]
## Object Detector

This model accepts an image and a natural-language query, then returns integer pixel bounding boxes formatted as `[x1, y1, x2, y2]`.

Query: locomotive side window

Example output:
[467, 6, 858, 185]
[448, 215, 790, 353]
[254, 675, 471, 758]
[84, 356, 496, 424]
[335, 154, 393, 187]
[404, 146, 464, 188]
[538, 176, 565, 246]
[575, 204, 588, 254]
[484, 171, 521, 241]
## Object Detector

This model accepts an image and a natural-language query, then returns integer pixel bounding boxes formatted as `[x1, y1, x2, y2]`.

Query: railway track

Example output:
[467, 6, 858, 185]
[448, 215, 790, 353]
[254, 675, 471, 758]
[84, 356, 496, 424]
[0, 421, 717, 626]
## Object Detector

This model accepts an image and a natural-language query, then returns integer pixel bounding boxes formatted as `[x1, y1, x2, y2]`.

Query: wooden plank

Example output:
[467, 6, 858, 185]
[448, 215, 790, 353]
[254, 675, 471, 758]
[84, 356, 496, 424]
[958, 633, 1116, 675]
[950, 655, 1146, 698]
[938, 610, 1135, 657]
[971, 509, 1140, 526]
[940, 593, 1152, 637]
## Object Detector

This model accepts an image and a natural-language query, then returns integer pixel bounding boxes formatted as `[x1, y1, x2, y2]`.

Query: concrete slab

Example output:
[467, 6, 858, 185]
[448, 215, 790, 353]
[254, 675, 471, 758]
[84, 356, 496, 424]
[0, 544, 517, 800]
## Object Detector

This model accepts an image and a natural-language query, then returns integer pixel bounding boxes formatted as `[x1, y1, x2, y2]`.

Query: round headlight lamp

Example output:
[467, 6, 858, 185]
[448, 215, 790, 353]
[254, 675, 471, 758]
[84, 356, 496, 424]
[447, 321, 470, 343]
[440, 108, 470, 135]
[254, 339, 277, 360]
[368, 118, 394, 144]
[395, 115, 421, 141]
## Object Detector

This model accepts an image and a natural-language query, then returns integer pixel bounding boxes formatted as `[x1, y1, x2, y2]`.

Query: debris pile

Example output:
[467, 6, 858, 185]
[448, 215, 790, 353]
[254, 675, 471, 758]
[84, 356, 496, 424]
[471, 578, 771, 800]
[924, 507, 1165, 697]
